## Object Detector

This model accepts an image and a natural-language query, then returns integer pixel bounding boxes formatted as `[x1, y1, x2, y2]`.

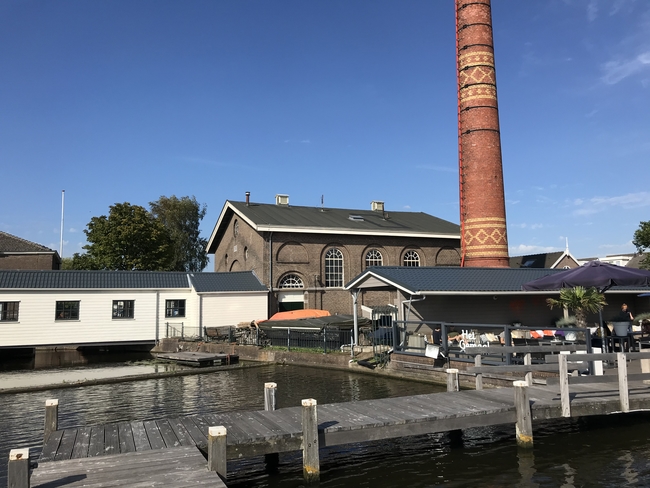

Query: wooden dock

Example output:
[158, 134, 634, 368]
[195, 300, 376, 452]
[14, 350, 650, 486]
[31, 445, 226, 487]
[155, 351, 238, 367]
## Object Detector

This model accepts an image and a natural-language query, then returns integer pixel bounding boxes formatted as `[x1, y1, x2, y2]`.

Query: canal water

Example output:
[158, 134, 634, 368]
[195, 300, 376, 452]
[1, 356, 650, 486]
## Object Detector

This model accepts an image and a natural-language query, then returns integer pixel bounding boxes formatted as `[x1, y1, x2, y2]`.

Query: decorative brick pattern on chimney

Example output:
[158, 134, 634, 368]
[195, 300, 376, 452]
[456, 0, 509, 267]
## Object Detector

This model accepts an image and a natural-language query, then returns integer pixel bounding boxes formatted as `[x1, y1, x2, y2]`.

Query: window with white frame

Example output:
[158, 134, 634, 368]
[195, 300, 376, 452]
[56, 301, 80, 320]
[112, 300, 135, 319]
[279, 274, 304, 288]
[165, 300, 186, 318]
[365, 249, 383, 268]
[403, 250, 420, 267]
[325, 248, 344, 287]
[0, 302, 19, 321]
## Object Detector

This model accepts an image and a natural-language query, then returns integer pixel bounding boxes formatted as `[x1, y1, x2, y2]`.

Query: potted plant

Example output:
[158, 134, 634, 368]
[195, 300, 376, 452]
[546, 286, 607, 329]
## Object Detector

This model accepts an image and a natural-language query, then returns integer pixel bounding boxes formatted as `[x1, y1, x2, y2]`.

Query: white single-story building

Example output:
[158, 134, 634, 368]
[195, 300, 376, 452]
[0, 270, 268, 348]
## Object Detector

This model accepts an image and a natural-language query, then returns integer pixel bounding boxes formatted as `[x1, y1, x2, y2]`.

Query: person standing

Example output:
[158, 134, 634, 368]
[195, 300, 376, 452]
[620, 303, 634, 322]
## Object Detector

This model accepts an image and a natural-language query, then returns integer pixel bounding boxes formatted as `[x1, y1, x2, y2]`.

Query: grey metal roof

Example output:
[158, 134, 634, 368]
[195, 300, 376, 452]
[510, 252, 564, 269]
[0, 231, 57, 253]
[345, 266, 571, 294]
[207, 200, 460, 253]
[0, 270, 266, 292]
[189, 271, 267, 293]
[346, 266, 650, 294]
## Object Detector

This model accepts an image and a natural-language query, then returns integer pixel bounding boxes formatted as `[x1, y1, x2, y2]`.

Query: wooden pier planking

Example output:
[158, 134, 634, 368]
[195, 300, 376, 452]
[31, 445, 226, 488]
[36, 381, 650, 477]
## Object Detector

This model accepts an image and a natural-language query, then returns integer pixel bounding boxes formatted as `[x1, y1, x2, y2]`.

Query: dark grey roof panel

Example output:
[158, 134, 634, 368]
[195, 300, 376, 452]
[190, 272, 267, 292]
[348, 266, 650, 293]
[0, 231, 56, 253]
[348, 267, 568, 293]
[0, 270, 191, 289]
[510, 252, 564, 269]
[229, 201, 460, 235]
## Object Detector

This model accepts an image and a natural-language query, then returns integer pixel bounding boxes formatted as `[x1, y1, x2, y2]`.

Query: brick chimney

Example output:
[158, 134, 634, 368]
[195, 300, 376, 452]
[456, 0, 509, 267]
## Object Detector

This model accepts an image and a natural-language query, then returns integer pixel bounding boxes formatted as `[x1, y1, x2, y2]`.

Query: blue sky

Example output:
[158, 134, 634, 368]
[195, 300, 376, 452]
[1, 0, 649, 266]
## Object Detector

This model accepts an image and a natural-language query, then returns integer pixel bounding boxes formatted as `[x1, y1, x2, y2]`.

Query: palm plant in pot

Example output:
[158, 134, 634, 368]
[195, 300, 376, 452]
[546, 286, 607, 329]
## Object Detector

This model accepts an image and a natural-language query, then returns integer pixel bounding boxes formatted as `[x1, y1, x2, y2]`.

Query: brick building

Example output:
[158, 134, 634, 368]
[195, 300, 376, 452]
[206, 195, 461, 316]
[0, 231, 61, 270]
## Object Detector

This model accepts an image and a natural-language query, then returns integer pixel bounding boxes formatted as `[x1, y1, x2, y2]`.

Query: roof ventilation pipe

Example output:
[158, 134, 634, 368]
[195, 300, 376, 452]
[245, 192, 250, 206]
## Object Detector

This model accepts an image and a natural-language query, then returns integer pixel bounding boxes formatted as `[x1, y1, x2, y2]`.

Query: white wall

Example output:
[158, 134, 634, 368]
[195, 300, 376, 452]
[0, 288, 191, 347]
[201, 292, 268, 328]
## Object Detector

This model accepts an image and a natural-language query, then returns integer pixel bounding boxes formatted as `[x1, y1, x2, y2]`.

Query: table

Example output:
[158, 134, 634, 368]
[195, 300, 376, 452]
[607, 335, 632, 353]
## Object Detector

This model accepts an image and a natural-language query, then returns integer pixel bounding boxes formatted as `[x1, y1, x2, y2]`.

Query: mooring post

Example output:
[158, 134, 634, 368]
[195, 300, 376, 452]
[8, 448, 30, 488]
[207, 426, 227, 478]
[475, 355, 483, 390]
[301, 398, 319, 483]
[524, 353, 533, 386]
[44, 399, 59, 441]
[513, 381, 533, 448]
[558, 354, 570, 417]
[264, 383, 280, 470]
[446, 368, 459, 392]
[617, 352, 629, 412]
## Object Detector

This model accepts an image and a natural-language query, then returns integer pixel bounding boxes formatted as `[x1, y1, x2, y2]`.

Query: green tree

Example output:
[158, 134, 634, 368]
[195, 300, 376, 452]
[633, 221, 650, 269]
[546, 286, 607, 328]
[149, 195, 209, 272]
[80, 202, 174, 270]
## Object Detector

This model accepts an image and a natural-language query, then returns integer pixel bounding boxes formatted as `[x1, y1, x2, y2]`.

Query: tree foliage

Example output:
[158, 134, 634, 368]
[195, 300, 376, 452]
[74, 202, 174, 271]
[546, 286, 607, 328]
[149, 195, 208, 272]
[633, 221, 650, 269]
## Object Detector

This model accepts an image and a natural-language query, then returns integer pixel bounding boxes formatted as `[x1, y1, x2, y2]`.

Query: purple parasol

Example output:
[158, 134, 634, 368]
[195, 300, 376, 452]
[522, 261, 650, 292]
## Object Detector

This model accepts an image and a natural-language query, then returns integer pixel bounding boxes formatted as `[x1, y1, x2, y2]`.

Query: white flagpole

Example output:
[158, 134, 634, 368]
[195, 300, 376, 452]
[60, 190, 65, 257]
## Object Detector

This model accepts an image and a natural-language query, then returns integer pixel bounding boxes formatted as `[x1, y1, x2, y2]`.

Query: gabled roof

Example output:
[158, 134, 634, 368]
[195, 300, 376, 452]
[0, 270, 266, 292]
[510, 251, 579, 269]
[0, 231, 58, 254]
[626, 254, 649, 269]
[190, 271, 267, 293]
[207, 200, 460, 253]
[344, 266, 648, 296]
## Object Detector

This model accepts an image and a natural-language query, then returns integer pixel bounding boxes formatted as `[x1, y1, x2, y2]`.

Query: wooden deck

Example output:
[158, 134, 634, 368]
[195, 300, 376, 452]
[40, 381, 650, 464]
[32, 445, 226, 487]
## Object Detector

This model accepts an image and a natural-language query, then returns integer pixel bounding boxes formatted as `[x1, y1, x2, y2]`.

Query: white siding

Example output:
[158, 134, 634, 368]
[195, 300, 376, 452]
[201, 293, 268, 328]
[0, 289, 190, 347]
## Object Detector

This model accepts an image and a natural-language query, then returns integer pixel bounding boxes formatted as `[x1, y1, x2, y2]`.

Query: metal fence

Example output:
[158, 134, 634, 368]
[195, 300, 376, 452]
[165, 322, 201, 341]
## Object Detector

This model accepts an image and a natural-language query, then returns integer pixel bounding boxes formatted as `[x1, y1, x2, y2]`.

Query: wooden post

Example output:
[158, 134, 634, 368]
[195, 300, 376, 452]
[617, 352, 629, 412]
[513, 381, 533, 448]
[208, 426, 227, 478]
[446, 368, 459, 392]
[524, 353, 532, 386]
[44, 399, 58, 441]
[475, 355, 483, 390]
[264, 383, 279, 470]
[8, 448, 30, 488]
[558, 354, 570, 418]
[301, 398, 319, 483]
[264, 382, 277, 411]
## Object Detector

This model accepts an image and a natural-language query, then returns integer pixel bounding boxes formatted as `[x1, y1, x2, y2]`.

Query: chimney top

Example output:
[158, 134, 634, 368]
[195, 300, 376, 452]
[245, 191, 250, 205]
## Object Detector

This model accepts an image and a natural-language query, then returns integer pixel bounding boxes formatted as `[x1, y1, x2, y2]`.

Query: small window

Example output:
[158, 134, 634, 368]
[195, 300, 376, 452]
[0, 302, 19, 321]
[56, 301, 80, 320]
[365, 249, 383, 268]
[166, 300, 186, 318]
[325, 248, 344, 287]
[234, 219, 239, 237]
[112, 300, 134, 319]
[403, 250, 420, 267]
[279, 274, 304, 288]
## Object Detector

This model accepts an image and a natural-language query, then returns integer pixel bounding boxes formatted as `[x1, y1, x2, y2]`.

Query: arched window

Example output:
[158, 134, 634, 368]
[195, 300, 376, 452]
[279, 274, 304, 288]
[325, 248, 344, 287]
[233, 219, 239, 237]
[365, 249, 383, 268]
[403, 250, 420, 267]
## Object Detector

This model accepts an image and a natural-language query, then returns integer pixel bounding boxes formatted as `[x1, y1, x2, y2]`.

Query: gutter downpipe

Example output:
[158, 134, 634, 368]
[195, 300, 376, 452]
[352, 289, 359, 346]
[268, 232, 273, 318]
